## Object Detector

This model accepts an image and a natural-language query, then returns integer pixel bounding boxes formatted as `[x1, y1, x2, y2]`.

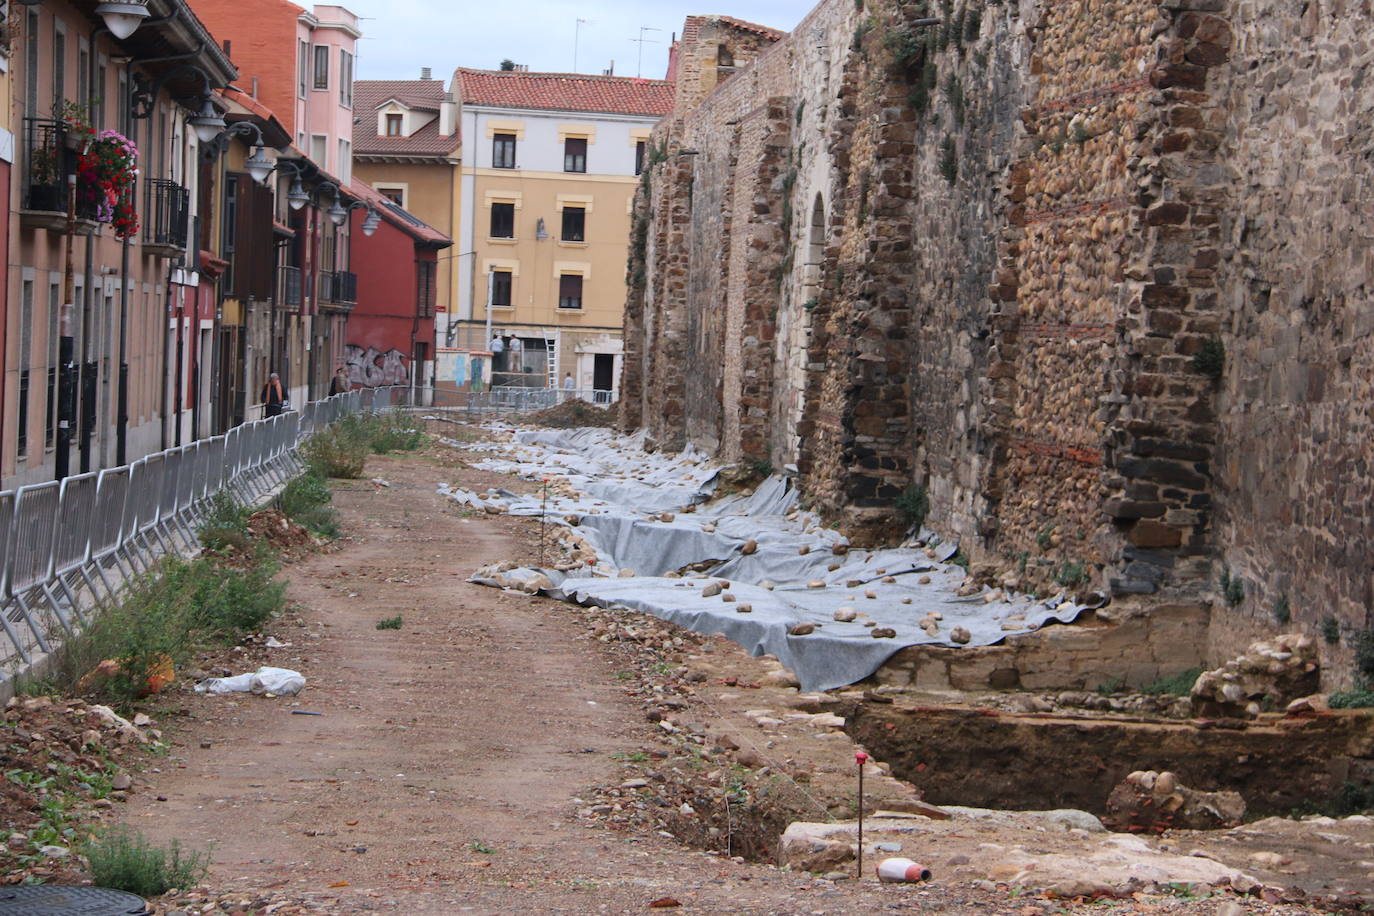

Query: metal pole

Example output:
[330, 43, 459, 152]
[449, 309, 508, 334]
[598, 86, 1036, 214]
[116, 233, 129, 465]
[56, 174, 78, 481]
[483, 268, 494, 384]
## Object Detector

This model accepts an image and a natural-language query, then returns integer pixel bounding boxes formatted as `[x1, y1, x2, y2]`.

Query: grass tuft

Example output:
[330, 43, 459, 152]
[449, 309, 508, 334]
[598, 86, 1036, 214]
[83, 826, 210, 897]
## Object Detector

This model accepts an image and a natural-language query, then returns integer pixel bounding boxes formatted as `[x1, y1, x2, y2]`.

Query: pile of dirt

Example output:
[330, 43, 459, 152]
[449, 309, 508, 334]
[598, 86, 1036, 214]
[246, 509, 315, 556]
[524, 398, 617, 428]
[0, 695, 153, 886]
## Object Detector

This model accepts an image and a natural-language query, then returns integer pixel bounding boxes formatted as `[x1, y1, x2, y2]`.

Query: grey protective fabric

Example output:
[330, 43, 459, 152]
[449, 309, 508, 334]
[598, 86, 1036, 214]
[451, 427, 1094, 692]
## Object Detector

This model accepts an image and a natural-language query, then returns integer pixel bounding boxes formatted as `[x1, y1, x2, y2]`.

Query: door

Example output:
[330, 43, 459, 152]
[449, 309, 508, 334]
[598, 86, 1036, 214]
[593, 353, 614, 402]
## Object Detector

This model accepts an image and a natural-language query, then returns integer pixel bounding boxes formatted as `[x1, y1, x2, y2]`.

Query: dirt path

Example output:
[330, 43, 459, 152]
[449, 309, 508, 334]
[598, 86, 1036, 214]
[122, 452, 924, 915]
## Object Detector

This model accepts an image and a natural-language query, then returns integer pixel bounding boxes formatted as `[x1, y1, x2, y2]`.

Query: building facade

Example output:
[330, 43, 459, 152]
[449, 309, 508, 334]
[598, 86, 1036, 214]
[445, 69, 672, 398]
[6, 0, 236, 489]
[351, 75, 461, 331]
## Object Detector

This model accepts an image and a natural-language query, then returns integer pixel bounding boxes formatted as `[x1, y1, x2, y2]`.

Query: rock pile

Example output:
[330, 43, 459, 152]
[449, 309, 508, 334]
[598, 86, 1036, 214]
[1104, 769, 1246, 832]
[1190, 633, 1320, 718]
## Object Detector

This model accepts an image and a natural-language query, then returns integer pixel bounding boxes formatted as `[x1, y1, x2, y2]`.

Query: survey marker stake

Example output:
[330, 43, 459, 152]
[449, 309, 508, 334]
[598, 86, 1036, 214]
[856, 750, 868, 879]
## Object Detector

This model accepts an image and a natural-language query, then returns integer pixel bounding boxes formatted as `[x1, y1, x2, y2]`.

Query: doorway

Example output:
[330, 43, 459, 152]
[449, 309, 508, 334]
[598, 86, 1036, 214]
[593, 353, 614, 402]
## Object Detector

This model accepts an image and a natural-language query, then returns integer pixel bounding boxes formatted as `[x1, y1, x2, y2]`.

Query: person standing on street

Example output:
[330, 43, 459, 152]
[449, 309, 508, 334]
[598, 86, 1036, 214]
[262, 372, 286, 417]
[330, 366, 350, 395]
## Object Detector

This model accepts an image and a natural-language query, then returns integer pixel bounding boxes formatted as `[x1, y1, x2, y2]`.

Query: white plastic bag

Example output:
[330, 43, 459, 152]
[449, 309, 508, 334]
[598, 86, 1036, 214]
[195, 666, 306, 697]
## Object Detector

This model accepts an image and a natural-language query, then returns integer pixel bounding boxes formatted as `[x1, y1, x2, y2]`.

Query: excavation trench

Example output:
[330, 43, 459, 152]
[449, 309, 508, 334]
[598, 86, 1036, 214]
[847, 702, 1374, 818]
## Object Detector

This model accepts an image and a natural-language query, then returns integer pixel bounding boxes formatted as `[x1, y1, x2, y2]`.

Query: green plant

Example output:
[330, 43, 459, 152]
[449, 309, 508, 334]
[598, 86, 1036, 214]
[963, 7, 982, 40]
[369, 411, 427, 453]
[850, 18, 873, 51]
[1142, 667, 1202, 696]
[795, 99, 806, 125]
[1322, 614, 1341, 644]
[1036, 524, 1056, 550]
[895, 483, 929, 530]
[1070, 122, 1090, 144]
[1351, 628, 1374, 687]
[1271, 593, 1291, 625]
[469, 839, 495, 854]
[1095, 675, 1124, 697]
[375, 614, 403, 630]
[945, 74, 964, 127]
[748, 458, 773, 478]
[279, 470, 340, 538]
[1192, 336, 1225, 379]
[198, 491, 251, 553]
[1218, 567, 1244, 606]
[300, 416, 372, 478]
[1016, 550, 1029, 574]
[950, 550, 969, 570]
[1329, 690, 1374, 709]
[802, 297, 818, 312]
[1055, 561, 1088, 588]
[939, 134, 958, 184]
[83, 827, 209, 897]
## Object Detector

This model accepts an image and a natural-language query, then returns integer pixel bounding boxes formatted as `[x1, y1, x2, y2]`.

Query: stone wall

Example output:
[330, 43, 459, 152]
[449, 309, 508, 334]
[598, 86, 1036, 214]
[623, 0, 1374, 683]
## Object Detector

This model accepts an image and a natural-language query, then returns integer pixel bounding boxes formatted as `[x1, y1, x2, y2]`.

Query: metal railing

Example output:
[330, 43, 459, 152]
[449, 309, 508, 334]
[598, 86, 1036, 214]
[21, 118, 98, 219]
[319, 270, 357, 306]
[462, 386, 617, 415]
[142, 178, 190, 251]
[0, 386, 422, 684]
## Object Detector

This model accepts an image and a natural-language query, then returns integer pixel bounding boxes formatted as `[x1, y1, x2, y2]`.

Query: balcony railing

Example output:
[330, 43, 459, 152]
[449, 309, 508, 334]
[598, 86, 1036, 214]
[142, 178, 189, 256]
[22, 118, 98, 227]
[318, 270, 358, 307]
[278, 265, 303, 311]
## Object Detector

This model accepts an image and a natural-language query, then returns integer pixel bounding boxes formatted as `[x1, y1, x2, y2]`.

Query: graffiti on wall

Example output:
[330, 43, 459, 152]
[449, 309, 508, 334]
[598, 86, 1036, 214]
[345, 345, 409, 387]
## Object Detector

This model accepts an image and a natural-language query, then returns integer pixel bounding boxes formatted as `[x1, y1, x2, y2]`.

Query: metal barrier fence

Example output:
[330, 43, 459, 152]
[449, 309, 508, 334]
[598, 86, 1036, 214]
[0, 386, 412, 683]
[461, 386, 616, 417]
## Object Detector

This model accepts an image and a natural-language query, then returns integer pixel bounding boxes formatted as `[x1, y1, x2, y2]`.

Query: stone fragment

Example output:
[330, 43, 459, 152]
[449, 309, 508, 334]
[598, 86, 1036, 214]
[721, 592, 736, 603]
[741, 539, 758, 555]
[834, 607, 858, 622]
[701, 581, 723, 598]
[950, 627, 971, 644]
[736, 603, 753, 614]
[789, 623, 817, 636]
[871, 628, 897, 639]
[807, 580, 826, 589]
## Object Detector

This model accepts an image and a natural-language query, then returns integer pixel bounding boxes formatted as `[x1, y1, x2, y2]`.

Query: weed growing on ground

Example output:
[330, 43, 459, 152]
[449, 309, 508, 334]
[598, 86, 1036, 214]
[748, 458, 773, 478]
[1055, 561, 1088, 588]
[279, 471, 339, 538]
[468, 840, 495, 854]
[83, 826, 209, 896]
[197, 492, 252, 553]
[1329, 690, 1374, 709]
[375, 614, 403, 630]
[300, 416, 372, 478]
[895, 483, 929, 531]
[369, 412, 427, 454]
[1141, 668, 1202, 696]
[1095, 675, 1124, 697]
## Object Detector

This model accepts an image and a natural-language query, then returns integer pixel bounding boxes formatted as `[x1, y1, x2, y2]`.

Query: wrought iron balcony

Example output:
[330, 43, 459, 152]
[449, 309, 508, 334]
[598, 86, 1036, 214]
[21, 118, 99, 232]
[277, 265, 303, 312]
[318, 270, 358, 309]
[142, 178, 189, 257]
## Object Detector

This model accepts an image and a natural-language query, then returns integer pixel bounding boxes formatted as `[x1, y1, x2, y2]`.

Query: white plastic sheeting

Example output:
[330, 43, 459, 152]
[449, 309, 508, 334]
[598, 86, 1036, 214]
[451, 428, 1095, 692]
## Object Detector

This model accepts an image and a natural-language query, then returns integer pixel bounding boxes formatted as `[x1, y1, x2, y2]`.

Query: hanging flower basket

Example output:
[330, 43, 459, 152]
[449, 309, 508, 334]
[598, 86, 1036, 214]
[62, 104, 140, 238]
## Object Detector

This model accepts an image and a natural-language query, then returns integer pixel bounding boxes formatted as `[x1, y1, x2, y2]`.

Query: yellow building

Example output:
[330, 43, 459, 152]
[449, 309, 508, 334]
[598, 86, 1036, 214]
[446, 69, 672, 399]
[351, 73, 461, 319]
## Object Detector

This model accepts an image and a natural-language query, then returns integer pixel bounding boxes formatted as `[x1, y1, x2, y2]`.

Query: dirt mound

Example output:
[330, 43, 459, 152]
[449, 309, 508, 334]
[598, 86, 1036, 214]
[525, 398, 617, 428]
[247, 509, 315, 555]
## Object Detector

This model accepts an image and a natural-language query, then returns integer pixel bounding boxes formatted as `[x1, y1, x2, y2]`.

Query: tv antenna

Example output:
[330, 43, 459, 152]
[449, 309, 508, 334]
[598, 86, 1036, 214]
[574, 18, 592, 73]
[630, 25, 661, 78]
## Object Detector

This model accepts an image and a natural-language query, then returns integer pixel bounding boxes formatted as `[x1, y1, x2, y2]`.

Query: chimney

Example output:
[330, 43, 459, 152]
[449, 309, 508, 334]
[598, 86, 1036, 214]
[421, 66, 432, 80]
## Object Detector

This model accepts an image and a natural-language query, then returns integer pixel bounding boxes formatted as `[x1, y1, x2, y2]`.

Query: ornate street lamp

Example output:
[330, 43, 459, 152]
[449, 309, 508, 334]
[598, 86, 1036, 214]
[95, 0, 151, 38]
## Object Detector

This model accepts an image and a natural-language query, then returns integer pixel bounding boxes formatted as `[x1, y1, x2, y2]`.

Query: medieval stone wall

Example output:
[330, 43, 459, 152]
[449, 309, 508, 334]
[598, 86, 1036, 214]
[623, 0, 1374, 682]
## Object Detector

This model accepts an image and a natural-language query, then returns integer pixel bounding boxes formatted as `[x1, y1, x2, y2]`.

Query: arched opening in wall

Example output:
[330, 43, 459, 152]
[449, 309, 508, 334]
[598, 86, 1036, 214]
[717, 44, 736, 74]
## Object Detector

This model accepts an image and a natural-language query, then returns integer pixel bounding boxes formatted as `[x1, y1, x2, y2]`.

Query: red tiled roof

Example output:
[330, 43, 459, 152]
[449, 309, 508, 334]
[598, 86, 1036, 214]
[353, 80, 460, 157]
[680, 15, 786, 42]
[455, 69, 673, 117]
[348, 178, 452, 248]
[220, 90, 292, 149]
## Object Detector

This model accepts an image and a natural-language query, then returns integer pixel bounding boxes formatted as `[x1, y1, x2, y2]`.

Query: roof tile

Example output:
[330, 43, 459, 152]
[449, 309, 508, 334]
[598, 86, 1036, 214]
[455, 69, 673, 117]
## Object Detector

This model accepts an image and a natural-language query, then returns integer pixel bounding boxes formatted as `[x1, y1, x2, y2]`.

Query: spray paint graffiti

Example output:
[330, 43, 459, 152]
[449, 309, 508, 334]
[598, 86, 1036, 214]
[345, 345, 409, 387]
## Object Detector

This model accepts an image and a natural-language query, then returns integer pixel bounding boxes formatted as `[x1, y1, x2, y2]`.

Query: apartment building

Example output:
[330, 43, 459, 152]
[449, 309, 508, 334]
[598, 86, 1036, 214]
[446, 69, 672, 398]
[6, 0, 237, 488]
[351, 75, 461, 325]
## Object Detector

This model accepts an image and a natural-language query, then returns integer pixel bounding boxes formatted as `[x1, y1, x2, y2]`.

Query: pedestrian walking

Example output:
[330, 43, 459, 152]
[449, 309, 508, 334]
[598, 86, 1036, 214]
[262, 372, 286, 417]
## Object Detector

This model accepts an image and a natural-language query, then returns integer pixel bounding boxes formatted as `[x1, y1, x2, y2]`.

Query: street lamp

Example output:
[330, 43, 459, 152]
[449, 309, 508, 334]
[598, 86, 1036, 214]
[205, 121, 276, 185]
[187, 96, 227, 144]
[94, 0, 151, 38]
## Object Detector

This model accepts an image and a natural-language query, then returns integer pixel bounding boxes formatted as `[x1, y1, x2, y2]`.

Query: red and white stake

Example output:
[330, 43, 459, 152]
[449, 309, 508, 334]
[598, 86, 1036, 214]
[855, 750, 868, 880]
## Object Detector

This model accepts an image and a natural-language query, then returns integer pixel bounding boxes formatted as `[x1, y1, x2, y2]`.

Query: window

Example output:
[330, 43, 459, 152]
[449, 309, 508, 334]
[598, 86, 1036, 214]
[17, 280, 32, 459]
[385, 113, 402, 136]
[298, 40, 309, 97]
[339, 50, 353, 107]
[310, 134, 328, 167]
[490, 270, 512, 308]
[313, 45, 329, 90]
[377, 187, 404, 206]
[558, 274, 583, 310]
[560, 206, 585, 242]
[492, 133, 516, 169]
[634, 140, 647, 176]
[77, 40, 88, 116]
[25, 10, 39, 118]
[489, 202, 515, 238]
[563, 137, 587, 173]
[416, 261, 436, 317]
[53, 26, 66, 119]
[338, 138, 351, 182]
[223, 175, 238, 292]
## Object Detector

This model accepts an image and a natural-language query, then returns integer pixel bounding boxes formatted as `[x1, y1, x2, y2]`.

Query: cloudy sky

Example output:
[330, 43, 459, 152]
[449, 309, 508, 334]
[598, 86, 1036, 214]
[342, 1, 803, 82]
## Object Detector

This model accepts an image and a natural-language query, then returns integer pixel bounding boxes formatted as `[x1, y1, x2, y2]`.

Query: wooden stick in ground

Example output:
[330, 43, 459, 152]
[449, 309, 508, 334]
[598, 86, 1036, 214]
[856, 750, 868, 880]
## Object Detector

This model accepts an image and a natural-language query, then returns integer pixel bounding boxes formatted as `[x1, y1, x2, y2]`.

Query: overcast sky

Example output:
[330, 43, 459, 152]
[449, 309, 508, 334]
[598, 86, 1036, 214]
[343, 1, 803, 82]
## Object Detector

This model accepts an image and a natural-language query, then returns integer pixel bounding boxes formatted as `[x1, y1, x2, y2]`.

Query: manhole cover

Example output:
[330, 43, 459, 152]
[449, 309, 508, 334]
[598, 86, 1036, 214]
[0, 886, 149, 915]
